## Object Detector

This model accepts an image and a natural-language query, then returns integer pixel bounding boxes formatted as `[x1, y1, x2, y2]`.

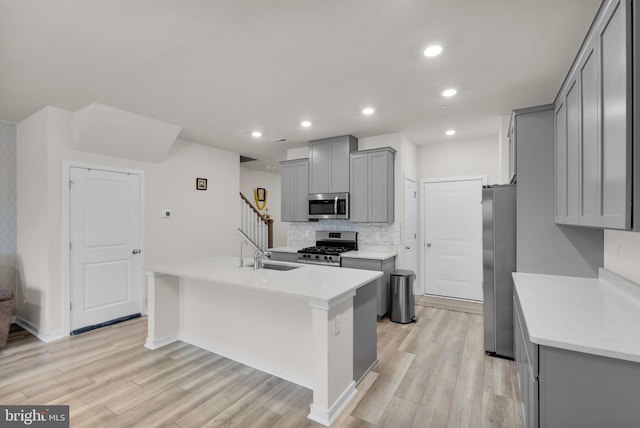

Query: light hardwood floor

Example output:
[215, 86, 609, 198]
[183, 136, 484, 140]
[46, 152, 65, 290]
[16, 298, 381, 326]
[0, 302, 523, 428]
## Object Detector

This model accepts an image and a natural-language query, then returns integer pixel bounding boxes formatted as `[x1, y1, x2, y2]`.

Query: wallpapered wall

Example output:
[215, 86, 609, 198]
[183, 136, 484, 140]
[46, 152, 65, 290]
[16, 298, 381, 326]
[0, 120, 17, 295]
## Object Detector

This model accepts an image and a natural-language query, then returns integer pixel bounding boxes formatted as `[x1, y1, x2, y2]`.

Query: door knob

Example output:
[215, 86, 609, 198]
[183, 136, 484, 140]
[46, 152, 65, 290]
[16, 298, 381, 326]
[405, 246, 411, 250]
[426, 243, 432, 247]
[132, 249, 141, 254]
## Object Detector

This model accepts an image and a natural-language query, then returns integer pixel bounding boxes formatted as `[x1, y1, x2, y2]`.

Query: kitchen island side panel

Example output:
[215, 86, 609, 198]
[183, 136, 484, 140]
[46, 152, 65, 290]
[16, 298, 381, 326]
[180, 278, 315, 386]
[514, 105, 603, 277]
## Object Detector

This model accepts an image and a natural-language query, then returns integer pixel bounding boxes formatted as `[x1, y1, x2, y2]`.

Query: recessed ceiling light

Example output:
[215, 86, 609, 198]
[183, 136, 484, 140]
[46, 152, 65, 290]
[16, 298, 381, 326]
[446, 129, 456, 136]
[300, 120, 311, 128]
[362, 107, 375, 115]
[423, 44, 443, 57]
[442, 88, 457, 97]
[251, 131, 262, 138]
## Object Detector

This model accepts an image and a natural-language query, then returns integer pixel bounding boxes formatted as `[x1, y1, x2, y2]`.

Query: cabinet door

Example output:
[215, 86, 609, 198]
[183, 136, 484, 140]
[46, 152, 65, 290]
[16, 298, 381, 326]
[555, 100, 568, 221]
[294, 160, 309, 221]
[308, 140, 330, 194]
[599, 0, 631, 229]
[330, 137, 351, 193]
[368, 150, 393, 223]
[565, 79, 581, 224]
[349, 153, 368, 222]
[580, 38, 600, 226]
[281, 163, 296, 222]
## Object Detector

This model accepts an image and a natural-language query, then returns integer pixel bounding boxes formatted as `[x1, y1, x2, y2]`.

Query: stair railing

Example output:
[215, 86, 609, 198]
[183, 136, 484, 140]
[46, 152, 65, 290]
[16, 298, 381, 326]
[239, 192, 273, 250]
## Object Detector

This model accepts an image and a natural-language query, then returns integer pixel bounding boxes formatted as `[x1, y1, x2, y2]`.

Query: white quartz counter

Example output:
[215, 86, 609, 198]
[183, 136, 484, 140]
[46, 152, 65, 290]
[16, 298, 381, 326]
[146, 256, 382, 304]
[268, 247, 398, 261]
[513, 269, 640, 363]
[341, 249, 397, 261]
[268, 246, 300, 253]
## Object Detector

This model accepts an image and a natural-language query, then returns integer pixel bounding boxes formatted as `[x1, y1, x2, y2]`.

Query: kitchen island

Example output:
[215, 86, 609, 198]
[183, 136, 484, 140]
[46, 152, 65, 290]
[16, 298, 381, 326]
[145, 256, 382, 426]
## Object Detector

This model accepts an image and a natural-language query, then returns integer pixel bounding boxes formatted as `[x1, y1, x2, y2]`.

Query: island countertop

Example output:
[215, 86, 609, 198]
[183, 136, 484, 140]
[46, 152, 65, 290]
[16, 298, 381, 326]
[513, 269, 640, 363]
[146, 256, 382, 303]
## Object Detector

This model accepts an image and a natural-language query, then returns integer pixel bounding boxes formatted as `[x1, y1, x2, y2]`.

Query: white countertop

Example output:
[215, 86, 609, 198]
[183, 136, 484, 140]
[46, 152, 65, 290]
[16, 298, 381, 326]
[513, 269, 640, 363]
[268, 246, 398, 261]
[146, 256, 382, 304]
[268, 247, 300, 253]
[341, 249, 397, 261]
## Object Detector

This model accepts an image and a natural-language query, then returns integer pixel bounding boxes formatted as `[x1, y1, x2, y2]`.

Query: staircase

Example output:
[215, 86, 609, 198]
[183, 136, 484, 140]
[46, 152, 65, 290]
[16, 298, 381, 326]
[239, 192, 273, 250]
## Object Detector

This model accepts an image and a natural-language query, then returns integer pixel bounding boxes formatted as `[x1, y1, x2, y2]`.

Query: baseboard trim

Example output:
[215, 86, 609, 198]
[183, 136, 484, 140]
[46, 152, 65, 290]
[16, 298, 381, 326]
[14, 317, 65, 343]
[180, 331, 313, 389]
[144, 333, 180, 350]
[308, 381, 357, 427]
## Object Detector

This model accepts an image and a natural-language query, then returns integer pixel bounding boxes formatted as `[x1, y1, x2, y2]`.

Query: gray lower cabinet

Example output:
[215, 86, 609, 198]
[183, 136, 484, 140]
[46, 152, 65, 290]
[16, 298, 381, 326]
[308, 135, 358, 194]
[554, 0, 635, 229]
[353, 279, 377, 383]
[341, 256, 395, 319]
[280, 158, 308, 222]
[514, 288, 640, 428]
[349, 147, 395, 223]
[268, 251, 298, 263]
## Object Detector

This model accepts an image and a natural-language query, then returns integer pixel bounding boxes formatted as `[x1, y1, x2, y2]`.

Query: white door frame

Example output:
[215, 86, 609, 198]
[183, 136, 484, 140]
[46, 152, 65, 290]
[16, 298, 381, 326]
[419, 175, 487, 295]
[403, 176, 418, 287]
[62, 161, 145, 336]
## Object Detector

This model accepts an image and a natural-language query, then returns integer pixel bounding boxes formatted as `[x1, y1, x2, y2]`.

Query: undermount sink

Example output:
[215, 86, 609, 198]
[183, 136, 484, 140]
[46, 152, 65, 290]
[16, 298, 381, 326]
[261, 263, 301, 271]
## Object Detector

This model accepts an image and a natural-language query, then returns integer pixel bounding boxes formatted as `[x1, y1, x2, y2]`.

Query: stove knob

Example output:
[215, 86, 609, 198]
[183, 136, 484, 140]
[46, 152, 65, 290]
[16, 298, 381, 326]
[327, 256, 332, 261]
[315, 255, 320, 259]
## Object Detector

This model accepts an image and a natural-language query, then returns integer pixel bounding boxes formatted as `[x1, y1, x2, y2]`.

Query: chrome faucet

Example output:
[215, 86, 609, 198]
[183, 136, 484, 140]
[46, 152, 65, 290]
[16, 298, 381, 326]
[254, 248, 272, 270]
[237, 228, 271, 269]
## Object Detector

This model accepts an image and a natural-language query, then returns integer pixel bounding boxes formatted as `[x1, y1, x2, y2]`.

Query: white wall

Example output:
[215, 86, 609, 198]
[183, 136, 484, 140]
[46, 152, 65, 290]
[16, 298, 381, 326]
[17, 106, 240, 338]
[239, 167, 286, 248]
[604, 230, 640, 285]
[286, 146, 308, 160]
[417, 136, 500, 184]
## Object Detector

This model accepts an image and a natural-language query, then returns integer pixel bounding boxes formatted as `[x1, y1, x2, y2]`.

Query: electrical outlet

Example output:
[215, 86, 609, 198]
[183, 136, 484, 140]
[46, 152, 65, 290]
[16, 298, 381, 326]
[335, 315, 341, 336]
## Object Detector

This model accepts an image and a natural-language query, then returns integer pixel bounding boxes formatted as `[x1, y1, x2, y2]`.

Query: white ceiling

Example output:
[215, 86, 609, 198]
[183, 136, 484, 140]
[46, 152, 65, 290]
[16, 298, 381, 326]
[0, 0, 600, 171]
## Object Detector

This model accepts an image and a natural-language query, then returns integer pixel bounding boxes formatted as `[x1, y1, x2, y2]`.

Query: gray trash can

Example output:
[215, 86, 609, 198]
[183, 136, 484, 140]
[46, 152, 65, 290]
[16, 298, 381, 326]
[390, 270, 416, 323]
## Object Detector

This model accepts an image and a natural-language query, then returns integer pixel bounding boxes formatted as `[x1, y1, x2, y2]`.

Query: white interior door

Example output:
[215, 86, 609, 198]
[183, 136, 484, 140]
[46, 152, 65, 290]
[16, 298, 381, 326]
[423, 177, 483, 301]
[69, 167, 142, 332]
[403, 178, 418, 291]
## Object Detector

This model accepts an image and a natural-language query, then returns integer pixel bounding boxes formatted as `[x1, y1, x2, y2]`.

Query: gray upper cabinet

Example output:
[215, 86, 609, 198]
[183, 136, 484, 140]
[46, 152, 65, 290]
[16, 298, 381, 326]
[280, 158, 309, 222]
[308, 135, 358, 194]
[349, 147, 395, 223]
[554, 100, 567, 220]
[554, 0, 634, 229]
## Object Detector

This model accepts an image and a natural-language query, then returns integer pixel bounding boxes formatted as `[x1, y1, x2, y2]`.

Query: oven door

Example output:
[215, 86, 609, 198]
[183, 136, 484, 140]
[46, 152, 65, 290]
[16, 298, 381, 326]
[308, 193, 349, 220]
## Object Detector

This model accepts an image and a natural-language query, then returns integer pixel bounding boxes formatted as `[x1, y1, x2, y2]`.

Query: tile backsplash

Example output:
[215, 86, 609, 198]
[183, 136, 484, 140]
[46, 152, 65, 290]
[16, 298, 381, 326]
[0, 121, 16, 294]
[288, 220, 401, 246]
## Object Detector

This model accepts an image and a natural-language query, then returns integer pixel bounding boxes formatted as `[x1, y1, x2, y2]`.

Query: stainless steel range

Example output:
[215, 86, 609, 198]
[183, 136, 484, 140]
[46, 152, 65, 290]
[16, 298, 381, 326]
[297, 231, 358, 267]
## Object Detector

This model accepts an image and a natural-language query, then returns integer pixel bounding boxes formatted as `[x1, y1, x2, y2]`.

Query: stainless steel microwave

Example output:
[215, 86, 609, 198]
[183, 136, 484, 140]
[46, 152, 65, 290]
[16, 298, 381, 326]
[308, 193, 349, 220]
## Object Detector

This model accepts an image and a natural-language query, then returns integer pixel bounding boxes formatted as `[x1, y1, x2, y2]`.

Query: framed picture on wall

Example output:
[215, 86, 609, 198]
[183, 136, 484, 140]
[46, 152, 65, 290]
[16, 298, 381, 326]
[256, 187, 266, 201]
[196, 178, 207, 190]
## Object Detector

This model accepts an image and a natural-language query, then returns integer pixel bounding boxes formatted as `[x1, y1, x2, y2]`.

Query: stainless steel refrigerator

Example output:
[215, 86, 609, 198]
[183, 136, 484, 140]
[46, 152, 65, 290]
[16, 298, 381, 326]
[482, 184, 516, 359]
